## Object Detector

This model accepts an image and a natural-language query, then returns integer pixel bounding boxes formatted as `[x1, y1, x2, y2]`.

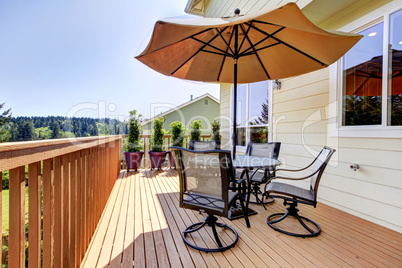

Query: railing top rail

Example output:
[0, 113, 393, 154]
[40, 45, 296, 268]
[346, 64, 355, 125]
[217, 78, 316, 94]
[0, 135, 122, 172]
[0, 135, 122, 153]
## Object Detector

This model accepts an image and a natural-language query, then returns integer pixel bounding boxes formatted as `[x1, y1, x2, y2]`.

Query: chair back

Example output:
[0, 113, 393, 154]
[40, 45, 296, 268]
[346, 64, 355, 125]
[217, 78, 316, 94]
[189, 140, 220, 150]
[246, 142, 281, 159]
[310, 146, 336, 201]
[171, 147, 234, 216]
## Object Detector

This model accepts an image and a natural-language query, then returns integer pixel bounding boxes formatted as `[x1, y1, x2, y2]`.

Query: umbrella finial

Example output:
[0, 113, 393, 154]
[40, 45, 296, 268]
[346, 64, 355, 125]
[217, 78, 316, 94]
[234, 8, 240, 16]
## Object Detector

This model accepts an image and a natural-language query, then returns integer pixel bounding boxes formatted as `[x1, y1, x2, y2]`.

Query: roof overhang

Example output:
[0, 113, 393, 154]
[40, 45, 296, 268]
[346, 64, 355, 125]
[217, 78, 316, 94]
[185, 0, 205, 16]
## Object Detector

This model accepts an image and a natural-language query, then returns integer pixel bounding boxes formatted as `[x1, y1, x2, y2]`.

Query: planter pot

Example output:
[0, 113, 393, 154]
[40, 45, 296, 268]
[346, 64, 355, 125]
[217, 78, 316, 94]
[124, 151, 144, 171]
[167, 150, 176, 169]
[149, 151, 168, 170]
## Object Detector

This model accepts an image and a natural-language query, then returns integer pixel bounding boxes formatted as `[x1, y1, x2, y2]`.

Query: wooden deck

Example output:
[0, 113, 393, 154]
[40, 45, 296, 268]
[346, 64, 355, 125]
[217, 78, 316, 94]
[81, 169, 402, 267]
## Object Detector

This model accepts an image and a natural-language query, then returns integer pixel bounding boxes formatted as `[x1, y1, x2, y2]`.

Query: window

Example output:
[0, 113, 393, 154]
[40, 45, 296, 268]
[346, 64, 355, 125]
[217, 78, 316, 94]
[234, 81, 271, 146]
[204, 99, 208, 105]
[341, 8, 402, 127]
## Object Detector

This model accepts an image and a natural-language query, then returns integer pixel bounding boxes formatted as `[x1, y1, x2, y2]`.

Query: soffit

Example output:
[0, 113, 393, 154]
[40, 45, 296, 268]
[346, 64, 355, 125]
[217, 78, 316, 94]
[302, 0, 393, 29]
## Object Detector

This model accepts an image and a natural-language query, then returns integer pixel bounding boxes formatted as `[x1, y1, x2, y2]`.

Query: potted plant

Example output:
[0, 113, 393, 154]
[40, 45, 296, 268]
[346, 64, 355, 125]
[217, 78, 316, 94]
[168, 121, 186, 168]
[124, 110, 144, 171]
[211, 119, 221, 149]
[149, 117, 168, 170]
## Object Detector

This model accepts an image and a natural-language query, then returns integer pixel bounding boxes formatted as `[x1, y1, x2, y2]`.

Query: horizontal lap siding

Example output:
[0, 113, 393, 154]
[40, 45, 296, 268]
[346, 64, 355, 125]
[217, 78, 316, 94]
[220, 84, 232, 150]
[204, 0, 312, 17]
[142, 97, 219, 135]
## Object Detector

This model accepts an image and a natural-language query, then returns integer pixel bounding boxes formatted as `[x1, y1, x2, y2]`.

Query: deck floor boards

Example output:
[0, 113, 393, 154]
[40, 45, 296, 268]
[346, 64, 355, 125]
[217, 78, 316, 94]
[81, 169, 402, 268]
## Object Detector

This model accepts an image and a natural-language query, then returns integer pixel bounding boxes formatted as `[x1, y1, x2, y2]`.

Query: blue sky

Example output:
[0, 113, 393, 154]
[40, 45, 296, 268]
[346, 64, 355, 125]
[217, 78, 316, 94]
[0, 0, 220, 120]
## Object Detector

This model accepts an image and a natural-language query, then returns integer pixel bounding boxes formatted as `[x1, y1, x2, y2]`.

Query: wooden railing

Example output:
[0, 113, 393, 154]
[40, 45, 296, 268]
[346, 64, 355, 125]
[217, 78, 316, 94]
[0, 135, 122, 267]
[124, 134, 212, 169]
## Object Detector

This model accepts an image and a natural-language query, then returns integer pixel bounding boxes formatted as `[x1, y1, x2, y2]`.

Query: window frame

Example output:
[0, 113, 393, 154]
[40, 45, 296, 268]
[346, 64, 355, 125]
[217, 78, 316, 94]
[329, 2, 402, 138]
[230, 80, 273, 152]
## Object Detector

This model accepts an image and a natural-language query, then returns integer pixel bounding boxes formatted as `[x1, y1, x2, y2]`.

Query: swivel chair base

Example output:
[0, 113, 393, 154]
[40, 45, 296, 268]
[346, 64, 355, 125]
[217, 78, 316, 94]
[267, 202, 320, 238]
[248, 184, 274, 210]
[183, 214, 238, 252]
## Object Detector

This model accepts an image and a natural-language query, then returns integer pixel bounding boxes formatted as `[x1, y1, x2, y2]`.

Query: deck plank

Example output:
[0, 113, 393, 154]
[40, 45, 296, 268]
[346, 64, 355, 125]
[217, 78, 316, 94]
[81, 169, 402, 268]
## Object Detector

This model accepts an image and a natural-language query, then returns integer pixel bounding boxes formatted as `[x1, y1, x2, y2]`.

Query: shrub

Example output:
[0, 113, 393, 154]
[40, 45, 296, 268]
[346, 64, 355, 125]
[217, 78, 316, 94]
[190, 120, 202, 141]
[211, 120, 221, 142]
[170, 121, 186, 147]
[151, 117, 166, 152]
[126, 110, 143, 152]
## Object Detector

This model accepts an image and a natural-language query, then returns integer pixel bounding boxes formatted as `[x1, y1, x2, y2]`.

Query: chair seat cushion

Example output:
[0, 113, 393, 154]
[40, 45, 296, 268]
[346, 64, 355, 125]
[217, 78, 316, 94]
[183, 191, 238, 214]
[265, 182, 314, 203]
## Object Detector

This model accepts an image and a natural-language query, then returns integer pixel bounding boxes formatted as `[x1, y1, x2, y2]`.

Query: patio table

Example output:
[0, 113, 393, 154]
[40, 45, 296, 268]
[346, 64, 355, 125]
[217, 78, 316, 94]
[230, 155, 281, 227]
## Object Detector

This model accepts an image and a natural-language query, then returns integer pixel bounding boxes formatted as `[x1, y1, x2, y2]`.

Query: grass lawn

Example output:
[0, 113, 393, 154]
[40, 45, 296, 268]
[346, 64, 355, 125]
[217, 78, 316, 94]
[2, 187, 29, 233]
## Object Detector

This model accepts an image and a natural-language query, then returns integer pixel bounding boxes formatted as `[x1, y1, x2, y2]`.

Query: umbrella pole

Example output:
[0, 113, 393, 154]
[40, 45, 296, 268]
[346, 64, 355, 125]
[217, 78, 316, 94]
[232, 24, 239, 159]
[233, 59, 237, 158]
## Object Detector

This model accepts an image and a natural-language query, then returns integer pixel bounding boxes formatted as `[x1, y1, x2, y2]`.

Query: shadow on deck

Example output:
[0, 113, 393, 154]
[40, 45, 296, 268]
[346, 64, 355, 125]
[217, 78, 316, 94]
[81, 169, 402, 267]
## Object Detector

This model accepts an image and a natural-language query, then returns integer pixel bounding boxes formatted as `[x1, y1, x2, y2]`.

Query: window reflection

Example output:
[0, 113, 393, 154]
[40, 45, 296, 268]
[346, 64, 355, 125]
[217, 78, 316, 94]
[236, 127, 246, 146]
[389, 9, 402, 126]
[343, 23, 383, 125]
[249, 81, 269, 125]
[235, 81, 269, 146]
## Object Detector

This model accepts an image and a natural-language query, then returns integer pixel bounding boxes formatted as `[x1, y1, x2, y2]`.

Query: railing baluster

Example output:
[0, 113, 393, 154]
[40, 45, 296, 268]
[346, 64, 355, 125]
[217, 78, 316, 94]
[54, 156, 62, 267]
[76, 151, 83, 265]
[0, 171, 2, 268]
[69, 152, 77, 268]
[62, 154, 70, 267]
[9, 166, 25, 267]
[28, 161, 41, 268]
[43, 158, 53, 268]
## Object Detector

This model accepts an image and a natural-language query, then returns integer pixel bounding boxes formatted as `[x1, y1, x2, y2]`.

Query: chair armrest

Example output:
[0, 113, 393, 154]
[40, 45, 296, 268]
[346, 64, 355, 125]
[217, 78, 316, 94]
[264, 167, 322, 186]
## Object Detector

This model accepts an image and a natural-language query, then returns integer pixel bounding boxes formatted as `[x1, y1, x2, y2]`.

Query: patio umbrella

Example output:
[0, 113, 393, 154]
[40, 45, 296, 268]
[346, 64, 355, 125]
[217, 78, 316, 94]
[135, 2, 362, 156]
[345, 50, 402, 96]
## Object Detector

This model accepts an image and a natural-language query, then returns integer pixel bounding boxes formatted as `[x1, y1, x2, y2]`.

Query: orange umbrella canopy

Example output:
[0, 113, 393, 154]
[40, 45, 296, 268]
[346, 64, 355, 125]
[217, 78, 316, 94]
[345, 50, 402, 96]
[136, 3, 362, 83]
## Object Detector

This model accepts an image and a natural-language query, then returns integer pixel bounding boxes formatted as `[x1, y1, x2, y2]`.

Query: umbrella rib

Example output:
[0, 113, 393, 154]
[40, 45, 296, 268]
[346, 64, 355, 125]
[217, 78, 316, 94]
[191, 36, 233, 56]
[239, 25, 285, 56]
[171, 30, 223, 76]
[238, 22, 253, 53]
[247, 23, 327, 66]
[201, 50, 230, 57]
[240, 42, 281, 57]
[239, 24, 271, 80]
[217, 26, 235, 82]
[215, 28, 235, 55]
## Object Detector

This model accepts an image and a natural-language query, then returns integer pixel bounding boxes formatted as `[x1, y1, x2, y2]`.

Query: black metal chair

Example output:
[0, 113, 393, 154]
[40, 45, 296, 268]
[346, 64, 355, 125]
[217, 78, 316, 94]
[171, 146, 248, 252]
[239, 142, 281, 209]
[264, 146, 335, 237]
[189, 140, 220, 150]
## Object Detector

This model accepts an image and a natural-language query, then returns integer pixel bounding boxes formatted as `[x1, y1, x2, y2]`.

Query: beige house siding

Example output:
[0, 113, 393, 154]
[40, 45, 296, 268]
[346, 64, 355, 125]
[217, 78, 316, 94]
[202, 0, 402, 232]
[142, 96, 219, 135]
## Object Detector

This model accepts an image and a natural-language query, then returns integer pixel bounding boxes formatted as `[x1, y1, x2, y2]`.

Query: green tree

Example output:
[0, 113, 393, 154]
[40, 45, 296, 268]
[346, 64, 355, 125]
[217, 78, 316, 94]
[17, 120, 35, 141]
[0, 102, 12, 142]
[51, 122, 61, 139]
[190, 120, 202, 141]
